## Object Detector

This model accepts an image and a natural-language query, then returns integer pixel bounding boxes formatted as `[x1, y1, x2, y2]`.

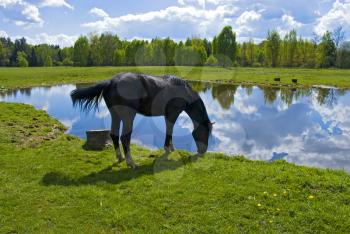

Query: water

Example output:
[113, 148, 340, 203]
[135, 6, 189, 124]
[1, 82, 350, 172]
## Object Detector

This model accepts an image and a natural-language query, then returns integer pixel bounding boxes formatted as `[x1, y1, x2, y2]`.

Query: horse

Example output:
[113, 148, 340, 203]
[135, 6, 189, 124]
[71, 73, 213, 169]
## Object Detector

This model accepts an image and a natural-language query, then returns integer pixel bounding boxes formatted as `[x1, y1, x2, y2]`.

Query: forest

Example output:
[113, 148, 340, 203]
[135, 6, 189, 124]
[0, 26, 349, 69]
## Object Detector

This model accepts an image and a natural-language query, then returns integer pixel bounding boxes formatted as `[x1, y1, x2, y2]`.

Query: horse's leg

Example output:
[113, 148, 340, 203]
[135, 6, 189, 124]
[110, 114, 123, 163]
[164, 111, 181, 153]
[121, 112, 137, 169]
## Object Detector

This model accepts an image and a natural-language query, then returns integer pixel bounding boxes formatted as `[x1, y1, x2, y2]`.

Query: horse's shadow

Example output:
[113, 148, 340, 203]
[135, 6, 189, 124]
[41, 153, 202, 186]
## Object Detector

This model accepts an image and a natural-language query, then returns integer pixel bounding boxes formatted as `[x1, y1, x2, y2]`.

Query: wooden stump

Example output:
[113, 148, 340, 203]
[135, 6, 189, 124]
[85, 129, 111, 150]
[274, 77, 281, 82]
[292, 79, 298, 84]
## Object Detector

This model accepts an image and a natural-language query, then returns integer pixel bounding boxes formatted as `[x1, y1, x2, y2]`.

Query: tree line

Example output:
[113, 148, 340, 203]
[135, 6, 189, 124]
[0, 26, 349, 68]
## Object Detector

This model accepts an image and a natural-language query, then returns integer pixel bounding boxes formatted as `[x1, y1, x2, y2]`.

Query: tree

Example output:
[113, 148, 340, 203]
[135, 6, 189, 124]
[113, 48, 126, 66]
[0, 41, 10, 66]
[100, 33, 120, 65]
[317, 31, 336, 68]
[89, 34, 102, 66]
[11, 37, 30, 66]
[44, 55, 53, 67]
[73, 36, 90, 66]
[265, 30, 281, 67]
[215, 26, 237, 67]
[63, 58, 73, 66]
[16, 51, 28, 67]
[332, 26, 345, 48]
[284, 30, 298, 67]
[34, 44, 54, 66]
[336, 42, 350, 68]
[205, 55, 218, 66]
[163, 37, 177, 65]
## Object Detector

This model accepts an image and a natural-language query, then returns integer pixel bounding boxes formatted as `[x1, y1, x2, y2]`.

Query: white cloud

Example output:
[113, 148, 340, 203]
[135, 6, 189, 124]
[314, 0, 350, 36]
[90, 7, 109, 18]
[82, 5, 238, 39]
[0, 0, 44, 28]
[0, 30, 8, 37]
[282, 14, 303, 29]
[22, 33, 78, 47]
[236, 10, 261, 25]
[39, 0, 74, 10]
[178, 0, 206, 8]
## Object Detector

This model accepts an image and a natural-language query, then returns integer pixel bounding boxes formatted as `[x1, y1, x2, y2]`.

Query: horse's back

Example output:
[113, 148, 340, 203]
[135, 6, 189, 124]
[105, 72, 195, 116]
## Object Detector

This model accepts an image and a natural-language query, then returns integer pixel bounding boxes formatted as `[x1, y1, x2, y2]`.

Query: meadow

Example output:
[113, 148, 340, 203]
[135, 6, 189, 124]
[1, 67, 350, 233]
[1, 66, 350, 91]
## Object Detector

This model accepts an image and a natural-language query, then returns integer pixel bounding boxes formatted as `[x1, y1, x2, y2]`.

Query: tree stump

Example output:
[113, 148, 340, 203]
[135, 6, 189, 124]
[85, 129, 111, 150]
[274, 77, 281, 82]
[292, 79, 298, 84]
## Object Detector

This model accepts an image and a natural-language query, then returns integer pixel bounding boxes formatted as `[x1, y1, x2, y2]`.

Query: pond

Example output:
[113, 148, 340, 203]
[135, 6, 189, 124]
[1, 82, 350, 172]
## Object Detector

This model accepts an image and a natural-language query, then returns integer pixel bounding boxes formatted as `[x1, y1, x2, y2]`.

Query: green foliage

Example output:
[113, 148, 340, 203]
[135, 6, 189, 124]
[16, 51, 28, 67]
[317, 31, 337, 68]
[215, 26, 237, 67]
[265, 30, 281, 67]
[100, 33, 120, 66]
[62, 58, 73, 66]
[205, 55, 218, 66]
[44, 55, 53, 67]
[113, 49, 126, 66]
[73, 36, 90, 66]
[88, 34, 102, 66]
[337, 42, 350, 68]
[0, 27, 349, 68]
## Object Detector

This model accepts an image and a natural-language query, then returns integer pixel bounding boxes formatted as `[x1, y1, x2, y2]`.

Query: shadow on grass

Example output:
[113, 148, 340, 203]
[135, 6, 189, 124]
[41, 152, 202, 186]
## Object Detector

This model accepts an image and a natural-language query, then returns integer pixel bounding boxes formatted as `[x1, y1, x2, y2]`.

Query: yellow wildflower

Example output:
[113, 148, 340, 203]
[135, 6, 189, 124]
[308, 195, 315, 200]
[257, 203, 262, 207]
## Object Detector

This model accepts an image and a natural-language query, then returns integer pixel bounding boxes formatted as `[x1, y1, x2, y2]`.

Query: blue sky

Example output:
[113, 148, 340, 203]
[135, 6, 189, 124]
[0, 0, 349, 47]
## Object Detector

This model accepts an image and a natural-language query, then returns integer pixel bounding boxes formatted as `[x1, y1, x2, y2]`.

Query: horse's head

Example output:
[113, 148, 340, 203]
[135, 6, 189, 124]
[192, 121, 214, 154]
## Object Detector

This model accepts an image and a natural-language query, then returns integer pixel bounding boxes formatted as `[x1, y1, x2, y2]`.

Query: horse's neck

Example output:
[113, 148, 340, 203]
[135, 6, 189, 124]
[185, 98, 209, 128]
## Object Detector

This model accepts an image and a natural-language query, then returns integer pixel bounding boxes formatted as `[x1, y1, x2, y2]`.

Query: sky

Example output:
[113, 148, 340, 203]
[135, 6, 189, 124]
[0, 0, 350, 47]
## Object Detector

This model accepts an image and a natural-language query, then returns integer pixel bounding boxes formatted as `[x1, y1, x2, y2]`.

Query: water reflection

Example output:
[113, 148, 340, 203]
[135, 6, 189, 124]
[1, 82, 350, 172]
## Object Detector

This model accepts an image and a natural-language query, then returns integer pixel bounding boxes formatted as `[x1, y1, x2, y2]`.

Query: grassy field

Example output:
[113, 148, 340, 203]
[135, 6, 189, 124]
[1, 66, 350, 91]
[1, 67, 350, 232]
[1, 102, 350, 233]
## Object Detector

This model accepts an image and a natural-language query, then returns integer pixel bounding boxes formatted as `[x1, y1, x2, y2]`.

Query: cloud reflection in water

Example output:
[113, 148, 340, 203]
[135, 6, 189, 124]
[1, 82, 349, 172]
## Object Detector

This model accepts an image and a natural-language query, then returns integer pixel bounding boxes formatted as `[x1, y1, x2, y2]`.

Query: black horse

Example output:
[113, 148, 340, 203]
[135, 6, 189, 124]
[71, 73, 213, 169]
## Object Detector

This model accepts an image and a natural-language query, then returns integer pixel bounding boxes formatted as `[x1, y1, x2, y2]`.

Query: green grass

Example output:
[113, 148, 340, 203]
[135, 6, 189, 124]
[1, 102, 350, 233]
[1, 67, 350, 232]
[1, 66, 350, 91]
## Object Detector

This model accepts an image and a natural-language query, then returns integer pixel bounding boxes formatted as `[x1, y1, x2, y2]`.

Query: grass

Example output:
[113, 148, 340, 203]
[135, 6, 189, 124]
[1, 102, 350, 233]
[1, 67, 350, 232]
[1, 66, 350, 91]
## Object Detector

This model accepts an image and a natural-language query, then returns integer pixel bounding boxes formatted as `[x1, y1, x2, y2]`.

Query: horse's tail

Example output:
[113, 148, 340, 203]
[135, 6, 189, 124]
[70, 80, 111, 113]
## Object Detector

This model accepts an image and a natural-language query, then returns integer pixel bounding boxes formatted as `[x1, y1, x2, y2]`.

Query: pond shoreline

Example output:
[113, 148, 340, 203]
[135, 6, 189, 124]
[1, 82, 350, 172]
[1, 67, 350, 93]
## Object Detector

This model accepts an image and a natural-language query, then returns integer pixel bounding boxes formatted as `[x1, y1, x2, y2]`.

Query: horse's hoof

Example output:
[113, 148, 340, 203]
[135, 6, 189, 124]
[164, 147, 175, 153]
[128, 164, 138, 170]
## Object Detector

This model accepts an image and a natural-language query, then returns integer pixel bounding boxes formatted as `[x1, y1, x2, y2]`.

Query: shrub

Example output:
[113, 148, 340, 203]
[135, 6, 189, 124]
[16, 52, 28, 67]
[63, 58, 73, 66]
[205, 55, 218, 66]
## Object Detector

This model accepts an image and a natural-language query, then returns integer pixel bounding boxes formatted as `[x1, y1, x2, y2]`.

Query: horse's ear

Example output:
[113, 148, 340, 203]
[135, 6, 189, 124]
[210, 122, 216, 125]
